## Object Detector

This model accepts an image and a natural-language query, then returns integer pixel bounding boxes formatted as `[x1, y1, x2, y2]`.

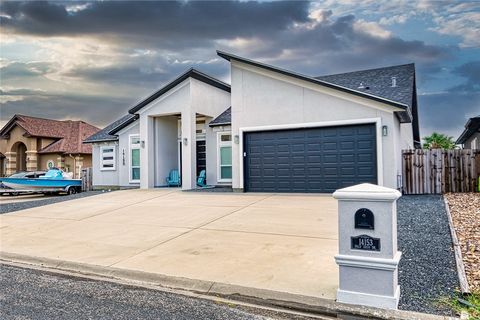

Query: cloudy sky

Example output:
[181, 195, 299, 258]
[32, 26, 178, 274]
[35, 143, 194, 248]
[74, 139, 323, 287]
[1, 0, 479, 139]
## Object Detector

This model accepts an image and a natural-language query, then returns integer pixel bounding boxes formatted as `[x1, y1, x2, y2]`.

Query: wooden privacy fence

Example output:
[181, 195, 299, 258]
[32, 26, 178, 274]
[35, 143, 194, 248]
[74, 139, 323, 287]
[81, 167, 93, 192]
[402, 149, 480, 194]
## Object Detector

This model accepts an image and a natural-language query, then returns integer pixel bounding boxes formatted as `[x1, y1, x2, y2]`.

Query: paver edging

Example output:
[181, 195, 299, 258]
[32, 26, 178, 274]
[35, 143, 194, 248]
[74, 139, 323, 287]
[443, 196, 470, 294]
[0, 251, 458, 320]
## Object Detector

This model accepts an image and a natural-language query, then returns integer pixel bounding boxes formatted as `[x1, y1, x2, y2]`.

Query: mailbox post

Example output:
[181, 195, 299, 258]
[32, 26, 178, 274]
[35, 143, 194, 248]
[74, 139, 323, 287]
[333, 183, 402, 310]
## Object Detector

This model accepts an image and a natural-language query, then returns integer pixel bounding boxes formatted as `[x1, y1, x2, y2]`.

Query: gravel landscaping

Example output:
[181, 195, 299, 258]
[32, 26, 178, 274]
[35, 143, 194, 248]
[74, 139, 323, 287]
[444, 193, 480, 291]
[397, 195, 459, 316]
[0, 191, 105, 214]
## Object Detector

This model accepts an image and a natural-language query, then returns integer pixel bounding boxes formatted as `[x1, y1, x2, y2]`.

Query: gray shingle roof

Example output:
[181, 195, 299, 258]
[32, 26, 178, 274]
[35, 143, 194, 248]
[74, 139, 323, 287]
[315, 63, 415, 110]
[83, 114, 137, 143]
[209, 107, 231, 127]
[209, 64, 416, 126]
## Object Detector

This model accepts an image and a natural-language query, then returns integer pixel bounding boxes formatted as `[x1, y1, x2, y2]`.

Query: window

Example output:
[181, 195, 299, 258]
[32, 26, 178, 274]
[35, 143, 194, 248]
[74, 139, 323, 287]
[100, 145, 116, 170]
[217, 133, 232, 182]
[130, 135, 140, 182]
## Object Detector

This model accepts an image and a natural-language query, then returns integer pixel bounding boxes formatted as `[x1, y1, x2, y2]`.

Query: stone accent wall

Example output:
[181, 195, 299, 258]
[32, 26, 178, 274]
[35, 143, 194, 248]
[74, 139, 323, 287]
[5, 151, 16, 176]
[56, 155, 65, 170]
[26, 150, 38, 172]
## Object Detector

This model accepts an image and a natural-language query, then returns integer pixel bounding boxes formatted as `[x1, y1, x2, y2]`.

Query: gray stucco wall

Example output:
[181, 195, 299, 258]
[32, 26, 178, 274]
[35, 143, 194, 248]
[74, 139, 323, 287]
[465, 132, 480, 149]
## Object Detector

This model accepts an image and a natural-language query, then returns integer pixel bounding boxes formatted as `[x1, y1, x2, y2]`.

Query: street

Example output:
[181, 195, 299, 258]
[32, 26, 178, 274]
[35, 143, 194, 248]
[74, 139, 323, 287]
[0, 264, 321, 320]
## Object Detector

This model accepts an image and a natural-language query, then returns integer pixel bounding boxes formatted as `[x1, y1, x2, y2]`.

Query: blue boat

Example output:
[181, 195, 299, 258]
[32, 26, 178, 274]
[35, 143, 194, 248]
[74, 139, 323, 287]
[0, 168, 82, 195]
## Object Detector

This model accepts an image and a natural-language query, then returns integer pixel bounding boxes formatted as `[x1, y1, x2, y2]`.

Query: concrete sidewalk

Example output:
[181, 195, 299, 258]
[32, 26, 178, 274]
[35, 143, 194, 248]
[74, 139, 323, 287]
[0, 189, 338, 300]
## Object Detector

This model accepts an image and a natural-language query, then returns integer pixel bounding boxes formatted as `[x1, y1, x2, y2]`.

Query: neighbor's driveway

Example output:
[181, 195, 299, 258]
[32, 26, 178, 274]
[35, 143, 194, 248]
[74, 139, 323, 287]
[0, 189, 338, 299]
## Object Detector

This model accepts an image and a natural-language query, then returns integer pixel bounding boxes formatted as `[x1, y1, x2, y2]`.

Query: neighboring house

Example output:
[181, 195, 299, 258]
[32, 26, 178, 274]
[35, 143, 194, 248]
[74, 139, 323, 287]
[0, 114, 100, 178]
[456, 115, 480, 149]
[84, 51, 420, 193]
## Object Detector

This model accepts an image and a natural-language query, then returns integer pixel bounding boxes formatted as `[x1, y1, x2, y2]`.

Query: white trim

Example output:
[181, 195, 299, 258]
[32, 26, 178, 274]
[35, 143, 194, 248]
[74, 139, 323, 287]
[136, 79, 190, 116]
[217, 132, 233, 183]
[128, 134, 141, 183]
[114, 120, 139, 136]
[238, 118, 384, 190]
[100, 145, 116, 171]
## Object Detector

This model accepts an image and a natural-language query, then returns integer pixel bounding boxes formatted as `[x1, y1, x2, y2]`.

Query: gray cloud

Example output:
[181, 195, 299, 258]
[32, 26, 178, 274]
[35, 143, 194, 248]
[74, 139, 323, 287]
[1, 93, 136, 127]
[0, 0, 475, 139]
[1, 1, 310, 40]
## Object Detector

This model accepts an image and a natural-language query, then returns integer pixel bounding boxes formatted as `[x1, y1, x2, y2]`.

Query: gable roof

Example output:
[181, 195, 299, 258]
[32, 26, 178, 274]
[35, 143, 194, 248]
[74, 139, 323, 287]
[1, 114, 71, 138]
[217, 51, 411, 115]
[315, 63, 415, 110]
[456, 115, 480, 144]
[209, 107, 231, 127]
[83, 114, 138, 143]
[0, 114, 100, 154]
[128, 68, 230, 114]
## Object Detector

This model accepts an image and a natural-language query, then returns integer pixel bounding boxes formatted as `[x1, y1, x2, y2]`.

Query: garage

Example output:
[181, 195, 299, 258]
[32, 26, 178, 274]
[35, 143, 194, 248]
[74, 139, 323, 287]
[243, 123, 377, 193]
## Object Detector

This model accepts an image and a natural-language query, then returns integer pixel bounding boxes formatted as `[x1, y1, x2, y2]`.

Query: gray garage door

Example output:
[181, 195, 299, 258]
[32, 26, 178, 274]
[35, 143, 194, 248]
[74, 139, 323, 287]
[244, 124, 377, 193]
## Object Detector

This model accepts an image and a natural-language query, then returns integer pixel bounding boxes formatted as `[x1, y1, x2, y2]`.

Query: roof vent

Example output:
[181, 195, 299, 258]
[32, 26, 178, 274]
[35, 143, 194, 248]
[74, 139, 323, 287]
[358, 82, 365, 89]
[391, 76, 397, 87]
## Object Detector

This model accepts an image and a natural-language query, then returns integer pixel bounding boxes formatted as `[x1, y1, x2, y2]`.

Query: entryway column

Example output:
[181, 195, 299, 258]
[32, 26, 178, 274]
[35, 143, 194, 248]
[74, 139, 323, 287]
[140, 115, 155, 188]
[333, 183, 402, 310]
[5, 152, 16, 175]
[56, 155, 65, 170]
[26, 150, 38, 172]
[181, 110, 196, 190]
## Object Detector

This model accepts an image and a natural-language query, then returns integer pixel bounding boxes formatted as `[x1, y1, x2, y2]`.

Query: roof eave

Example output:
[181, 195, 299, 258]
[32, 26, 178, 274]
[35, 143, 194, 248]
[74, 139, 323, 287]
[108, 115, 139, 135]
[209, 122, 232, 127]
[83, 138, 118, 144]
[217, 50, 409, 111]
[128, 69, 230, 115]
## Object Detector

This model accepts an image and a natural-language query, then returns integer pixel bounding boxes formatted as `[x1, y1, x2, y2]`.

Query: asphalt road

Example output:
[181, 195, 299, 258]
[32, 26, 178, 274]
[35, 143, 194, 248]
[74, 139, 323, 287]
[0, 264, 323, 320]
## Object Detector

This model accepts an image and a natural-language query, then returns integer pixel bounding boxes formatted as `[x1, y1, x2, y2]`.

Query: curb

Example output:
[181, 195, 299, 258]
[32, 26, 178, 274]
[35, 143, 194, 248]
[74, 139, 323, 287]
[0, 251, 457, 320]
[443, 196, 470, 294]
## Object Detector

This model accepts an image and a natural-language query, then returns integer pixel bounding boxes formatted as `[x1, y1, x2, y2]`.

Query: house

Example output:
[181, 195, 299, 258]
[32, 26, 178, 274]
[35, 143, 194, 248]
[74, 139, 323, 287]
[0, 114, 100, 178]
[456, 115, 480, 149]
[84, 51, 420, 192]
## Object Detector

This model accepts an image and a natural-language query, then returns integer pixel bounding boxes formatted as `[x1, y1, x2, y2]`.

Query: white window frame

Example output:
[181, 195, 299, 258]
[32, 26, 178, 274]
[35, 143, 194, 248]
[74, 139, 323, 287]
[100, 145, 116, 171]
[217, 132, 232, 183]
[129, 134, 141, 183]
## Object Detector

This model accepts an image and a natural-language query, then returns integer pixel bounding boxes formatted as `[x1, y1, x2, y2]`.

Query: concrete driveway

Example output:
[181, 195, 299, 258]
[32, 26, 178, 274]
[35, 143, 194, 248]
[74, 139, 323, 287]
[0, 189, 338, 299]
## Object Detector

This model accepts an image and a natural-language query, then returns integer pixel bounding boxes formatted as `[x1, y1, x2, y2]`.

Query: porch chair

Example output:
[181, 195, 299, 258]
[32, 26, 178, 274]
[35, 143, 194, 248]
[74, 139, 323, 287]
[196, 170, 215, 189]
[166, 169, 181, 187]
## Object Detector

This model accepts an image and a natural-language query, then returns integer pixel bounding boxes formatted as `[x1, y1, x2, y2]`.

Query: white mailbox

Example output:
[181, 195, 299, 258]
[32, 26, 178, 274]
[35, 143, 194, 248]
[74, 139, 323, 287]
[333, 183, 402, 310]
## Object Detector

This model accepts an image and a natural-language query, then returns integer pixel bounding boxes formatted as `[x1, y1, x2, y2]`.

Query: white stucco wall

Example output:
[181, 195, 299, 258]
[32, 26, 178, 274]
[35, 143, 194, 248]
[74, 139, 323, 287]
[92, 142, 119, 187]
[117, 121, 140, 187]
[154, 116, 178, 186]
[138, 77, 231, 189]
[230, 61, 409, 190]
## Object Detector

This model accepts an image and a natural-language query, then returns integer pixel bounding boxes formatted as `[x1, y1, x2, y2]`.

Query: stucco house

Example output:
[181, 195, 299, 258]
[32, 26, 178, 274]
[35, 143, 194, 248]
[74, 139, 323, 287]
[456, 115, 480, 149]
[0, 114, 100, 178]
[84, 51, 420, 192]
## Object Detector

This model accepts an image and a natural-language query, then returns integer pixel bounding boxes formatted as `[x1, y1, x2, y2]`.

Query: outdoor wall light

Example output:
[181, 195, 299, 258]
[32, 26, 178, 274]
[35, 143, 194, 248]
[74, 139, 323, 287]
[183, 137, 188, 146]
[141, 140, 145, 148]
[382, 125, 388, 136]
[234, 135, 239, 144]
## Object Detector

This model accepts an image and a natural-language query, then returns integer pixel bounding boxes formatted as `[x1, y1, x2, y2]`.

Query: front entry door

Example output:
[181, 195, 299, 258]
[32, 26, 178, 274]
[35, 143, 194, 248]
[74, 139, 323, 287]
[196, 140, 206, 178]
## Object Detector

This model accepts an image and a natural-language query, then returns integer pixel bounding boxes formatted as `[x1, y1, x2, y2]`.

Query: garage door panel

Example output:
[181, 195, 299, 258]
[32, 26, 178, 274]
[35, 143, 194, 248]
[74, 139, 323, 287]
[244, 124, 377, 193]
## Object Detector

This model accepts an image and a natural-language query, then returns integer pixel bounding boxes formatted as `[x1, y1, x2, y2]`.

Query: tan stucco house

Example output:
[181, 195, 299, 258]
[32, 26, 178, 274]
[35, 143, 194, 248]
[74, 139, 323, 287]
[0, 114, 100, 178]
